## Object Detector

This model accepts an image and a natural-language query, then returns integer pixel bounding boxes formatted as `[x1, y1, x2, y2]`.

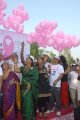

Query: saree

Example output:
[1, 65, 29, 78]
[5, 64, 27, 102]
[61, 82, 69, 106]
[20, 66, 39, 120]
[2, 71, 20, 120]
[0, 92, 2, 120]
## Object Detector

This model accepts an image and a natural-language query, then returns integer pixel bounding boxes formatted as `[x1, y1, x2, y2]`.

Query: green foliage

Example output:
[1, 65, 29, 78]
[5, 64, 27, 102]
[61, 48, 72, 66]
[30, 43, 73, 66]
[30, 43, 56, 61]
[30, 42, 39, 59]
[38, 48, 44, 56]
[49, 51, 56, 59]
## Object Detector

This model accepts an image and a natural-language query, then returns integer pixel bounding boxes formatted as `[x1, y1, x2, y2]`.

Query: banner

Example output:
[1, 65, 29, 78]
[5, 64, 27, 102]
[0, 29, 30, 60]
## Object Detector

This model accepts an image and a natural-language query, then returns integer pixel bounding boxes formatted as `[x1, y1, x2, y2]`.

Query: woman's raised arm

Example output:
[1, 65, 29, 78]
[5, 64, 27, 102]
[21, 42, 26, 65]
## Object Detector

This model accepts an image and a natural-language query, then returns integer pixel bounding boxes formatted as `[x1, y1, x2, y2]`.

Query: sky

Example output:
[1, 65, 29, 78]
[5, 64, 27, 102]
[1, 0, 80, 59]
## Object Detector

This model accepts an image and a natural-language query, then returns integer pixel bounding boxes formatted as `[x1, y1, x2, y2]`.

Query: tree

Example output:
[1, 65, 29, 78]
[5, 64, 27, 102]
[30, 42, 39, 59]
[38, 48, 45, 56]
[49, 51, 56, 59]
[61, 48, 72, 66]
[30, 43, 56, 60]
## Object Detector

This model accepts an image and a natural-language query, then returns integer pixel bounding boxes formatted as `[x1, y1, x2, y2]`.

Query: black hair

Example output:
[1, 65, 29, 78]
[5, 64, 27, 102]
[59, 55, 67, 64]
[59, 55, 68, 70]
[43, 54, 50, 61]
[37, 56, 44, 61]
[1, 61, 10, 70]
[26, 57, 34, 66]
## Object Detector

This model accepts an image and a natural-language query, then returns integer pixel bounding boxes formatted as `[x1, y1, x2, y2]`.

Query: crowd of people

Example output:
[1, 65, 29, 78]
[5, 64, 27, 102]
[0, 43, 80, 120]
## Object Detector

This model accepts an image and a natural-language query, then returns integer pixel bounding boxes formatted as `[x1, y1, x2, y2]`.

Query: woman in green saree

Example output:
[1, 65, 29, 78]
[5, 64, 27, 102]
[12, 48, 39, 120]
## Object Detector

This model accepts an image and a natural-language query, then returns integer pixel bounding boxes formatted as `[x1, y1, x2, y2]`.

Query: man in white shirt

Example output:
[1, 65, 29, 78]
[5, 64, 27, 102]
[49, 56, 64, 116]
[0, 66, 3, 120]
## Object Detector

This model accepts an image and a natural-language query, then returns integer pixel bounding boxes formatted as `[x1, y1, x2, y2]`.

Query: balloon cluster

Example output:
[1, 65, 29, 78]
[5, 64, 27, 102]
[0, 0, 7, 24]
[35, 21, 58, 34]
[28, 21, 80, 52]
[0, 0, 29, 33]
[28, 21, 58, 47]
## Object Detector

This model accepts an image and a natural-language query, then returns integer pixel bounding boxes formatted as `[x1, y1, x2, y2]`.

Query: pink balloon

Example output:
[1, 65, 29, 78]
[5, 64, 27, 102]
[18, 5, 24, 10]
[67, 42, 73, 49]
[8, 15, 15, 26]
[3, 20, 10, 29]
[52, 21, 58, 29]
[2, 12, 6, 16]
[0, 10, 2, 14]
[16, 16, 23, 24]
[13, 23, 20, 30]
[12, 9, 18, 15]
[7, 15, 23, 30]
[16, 25, 24, 34]
[35, 21, 58, 34]
[55, 38, 63, 46]
[0, 14, 4, 24]
[20, 11, 29, 20]
[56, 31, 65, 39]
[0, 0, 3, 6]
[73, 40, 80, 47]
[48, 39, 54, 46]
[9, 15, 23, 24]
[57, 47, 63, 52]
[12, 6, 29, 22]
[53, 44, 58, 50]
[27, 37, 33, 44]
[0, 1, 7, 10]
[0, 14, 4, 21]
[3, 35, 14, 57]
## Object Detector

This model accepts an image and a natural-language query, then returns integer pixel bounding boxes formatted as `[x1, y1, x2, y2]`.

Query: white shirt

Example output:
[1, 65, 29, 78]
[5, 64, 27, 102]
[44, 62, 51, 76]
[50, 64, 64, 87]
[68, 71, 78, 89]
[0, 67, 3, 76]
[44, 62, 51, 70]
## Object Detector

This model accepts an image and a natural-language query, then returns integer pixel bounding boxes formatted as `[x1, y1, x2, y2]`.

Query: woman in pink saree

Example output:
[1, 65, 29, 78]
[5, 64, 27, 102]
[2, 61, 21, 120]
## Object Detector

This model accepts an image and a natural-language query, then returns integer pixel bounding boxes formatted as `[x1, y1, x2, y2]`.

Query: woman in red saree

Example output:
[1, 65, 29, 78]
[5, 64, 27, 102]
[2, 61, 21, 120]
[59, 55, 69, 107]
